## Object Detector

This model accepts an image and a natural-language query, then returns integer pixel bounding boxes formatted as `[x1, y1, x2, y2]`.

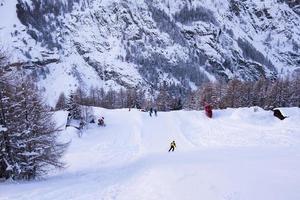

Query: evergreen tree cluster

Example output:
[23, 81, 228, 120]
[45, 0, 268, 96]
[185, 75, 300, 110]
[0, 60, 67, 180]
[57, 74, 300, 113]
[55, 82, 183, 112]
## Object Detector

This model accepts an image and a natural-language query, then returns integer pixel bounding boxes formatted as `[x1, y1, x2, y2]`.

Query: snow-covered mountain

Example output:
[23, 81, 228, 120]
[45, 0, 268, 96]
[0, 0, 299, 104]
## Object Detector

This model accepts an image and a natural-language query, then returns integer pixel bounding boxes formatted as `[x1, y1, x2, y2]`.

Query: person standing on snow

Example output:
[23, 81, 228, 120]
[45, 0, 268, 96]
[154, 108, 157, 117]
[149, 107, 153, 117]
[168, 141, 176, 152]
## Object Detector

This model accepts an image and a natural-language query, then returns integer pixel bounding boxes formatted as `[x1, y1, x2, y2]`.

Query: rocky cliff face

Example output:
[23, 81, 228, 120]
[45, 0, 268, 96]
[1, 0, 299, 104]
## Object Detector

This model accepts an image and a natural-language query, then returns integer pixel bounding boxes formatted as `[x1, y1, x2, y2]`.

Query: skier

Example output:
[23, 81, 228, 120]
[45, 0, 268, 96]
[154, 108, 157, 117]
[149, 107, 153, 117]
[168, 141, 176, 152]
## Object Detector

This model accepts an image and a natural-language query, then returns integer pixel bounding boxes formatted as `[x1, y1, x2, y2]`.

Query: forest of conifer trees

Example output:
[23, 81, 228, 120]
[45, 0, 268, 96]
[56, 74, 300, 112]
[185, 75, 300, 110]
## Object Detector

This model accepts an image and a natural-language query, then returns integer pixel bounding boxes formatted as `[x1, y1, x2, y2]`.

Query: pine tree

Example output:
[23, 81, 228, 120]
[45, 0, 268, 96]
[66, 92, 81, 120]
[0, 69, 13, 179]
[0, 75, 68, 180]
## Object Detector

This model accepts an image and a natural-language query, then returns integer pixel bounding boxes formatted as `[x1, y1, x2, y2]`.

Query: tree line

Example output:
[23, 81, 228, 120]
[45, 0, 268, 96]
[185, 75, 300, 110]
[55, 81, 183, 112]
[56, 74, 300, 113]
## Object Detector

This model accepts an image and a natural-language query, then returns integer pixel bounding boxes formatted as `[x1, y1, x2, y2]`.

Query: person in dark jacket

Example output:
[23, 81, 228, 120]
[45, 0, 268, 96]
[168, 141, 176, 152]
[149, 107, 153, 117]
[154, 108, 157, 117]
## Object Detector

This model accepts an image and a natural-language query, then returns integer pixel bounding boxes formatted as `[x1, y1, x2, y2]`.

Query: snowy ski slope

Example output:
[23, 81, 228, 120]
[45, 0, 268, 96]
[1, 107, 300, 200]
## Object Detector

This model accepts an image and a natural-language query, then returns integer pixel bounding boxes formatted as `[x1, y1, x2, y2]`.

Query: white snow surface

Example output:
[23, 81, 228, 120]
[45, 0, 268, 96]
[0, 125, 7, 132]
[1, 107, 300, 200]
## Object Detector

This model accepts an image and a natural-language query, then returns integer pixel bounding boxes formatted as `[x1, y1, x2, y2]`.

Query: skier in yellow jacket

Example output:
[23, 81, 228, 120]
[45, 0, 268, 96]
[168, 141, 176, 152]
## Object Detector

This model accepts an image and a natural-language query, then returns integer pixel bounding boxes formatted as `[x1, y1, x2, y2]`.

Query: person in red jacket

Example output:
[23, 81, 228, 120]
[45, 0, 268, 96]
[204, 104, 213, 118]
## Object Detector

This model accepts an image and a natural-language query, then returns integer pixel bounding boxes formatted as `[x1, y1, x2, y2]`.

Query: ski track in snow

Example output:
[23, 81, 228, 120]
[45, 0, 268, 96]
[1, 107, 300, 200]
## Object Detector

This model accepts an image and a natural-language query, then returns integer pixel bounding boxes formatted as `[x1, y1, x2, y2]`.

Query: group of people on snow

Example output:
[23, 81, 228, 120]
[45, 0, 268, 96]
[149, 107, 158, 117]
[66, 100, 290, 154]
[98, 117, 105, 126]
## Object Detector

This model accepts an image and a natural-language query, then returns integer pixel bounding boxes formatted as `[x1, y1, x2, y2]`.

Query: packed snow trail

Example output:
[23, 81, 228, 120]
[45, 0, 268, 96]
[1, 107, 300, 200]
